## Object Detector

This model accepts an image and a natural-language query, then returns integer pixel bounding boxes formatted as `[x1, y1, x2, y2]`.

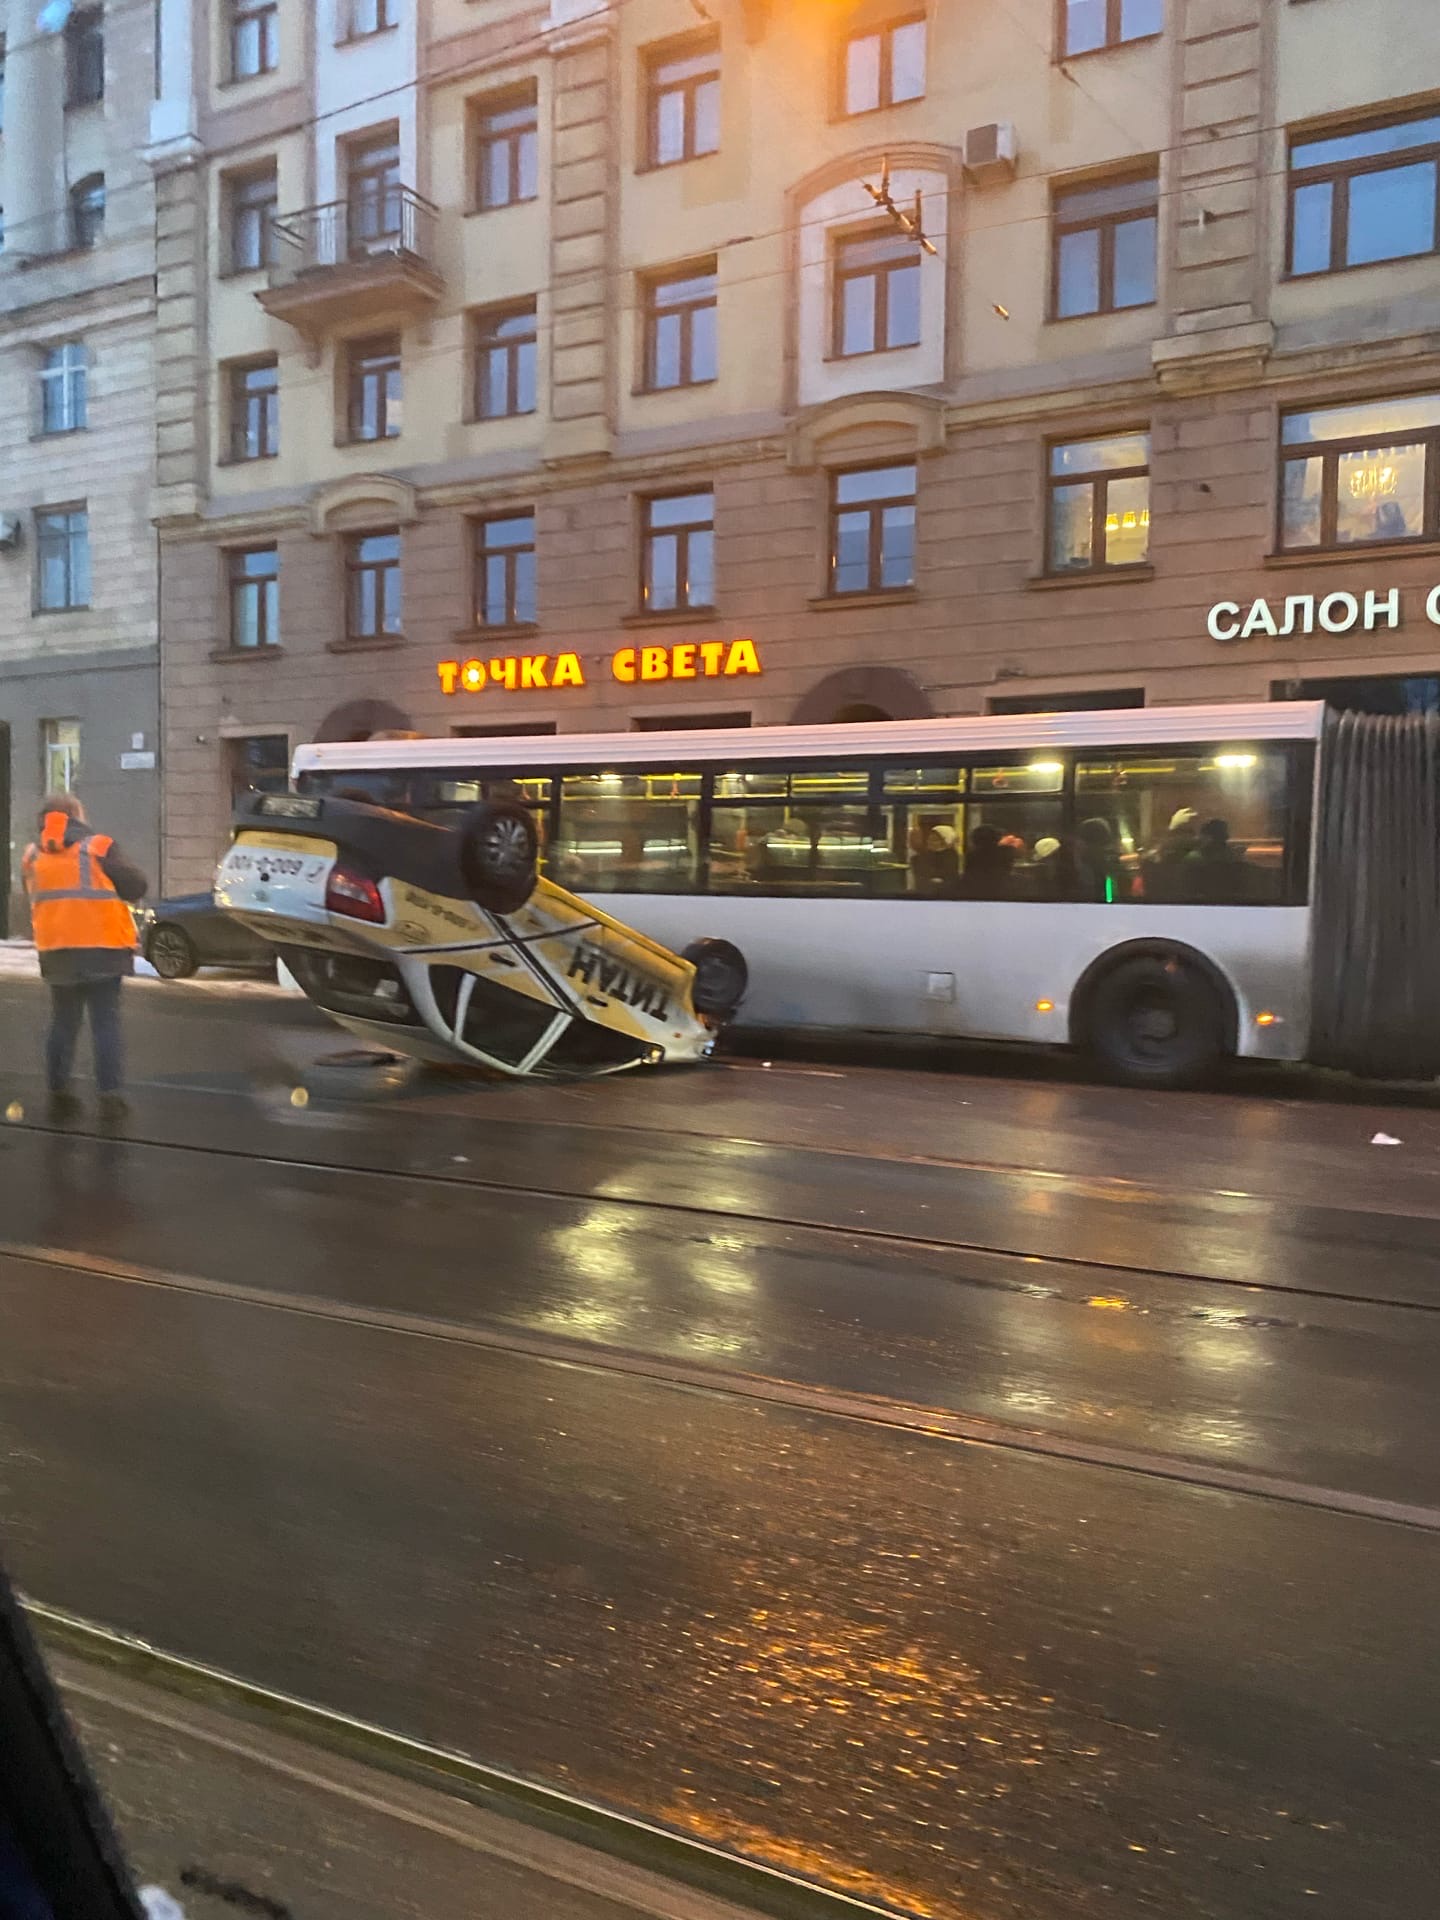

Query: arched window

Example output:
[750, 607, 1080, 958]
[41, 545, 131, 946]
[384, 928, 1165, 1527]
[70, 174, 105, 249]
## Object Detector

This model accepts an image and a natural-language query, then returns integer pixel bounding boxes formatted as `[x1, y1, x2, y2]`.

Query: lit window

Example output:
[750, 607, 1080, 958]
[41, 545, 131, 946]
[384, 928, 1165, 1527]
[642, 492, 714, 612]
[39, 344, 87, 435]
[842, 16, 925, 116]
[829, 464, 916, 595]
[1052, 173, 1157, 317]
[643, 264, 717, 390]
[1279, 394, 1440, 551]
[1047, 433, 1151, 573]
[645, 37, 720, 168]
[42, 720, 81, 792]
[1288, 111, 1440, 276]
[474, 513, 537, 628]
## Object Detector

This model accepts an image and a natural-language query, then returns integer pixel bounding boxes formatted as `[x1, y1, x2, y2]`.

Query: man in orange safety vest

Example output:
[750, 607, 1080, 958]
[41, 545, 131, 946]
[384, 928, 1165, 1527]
[22, 792, 148, 1121]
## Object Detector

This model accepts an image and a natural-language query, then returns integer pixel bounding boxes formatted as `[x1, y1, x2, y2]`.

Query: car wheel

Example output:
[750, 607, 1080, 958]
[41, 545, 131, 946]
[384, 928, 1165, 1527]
[683, 938, 748, 1021]
[457, 801, 539, 916]
[1086, 954, 1224, 1089]
[146, 924, 199, 981]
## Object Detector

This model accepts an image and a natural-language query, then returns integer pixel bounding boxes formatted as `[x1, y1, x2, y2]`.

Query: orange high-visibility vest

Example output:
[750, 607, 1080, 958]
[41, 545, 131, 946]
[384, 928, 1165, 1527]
[23, 813, 137, 953]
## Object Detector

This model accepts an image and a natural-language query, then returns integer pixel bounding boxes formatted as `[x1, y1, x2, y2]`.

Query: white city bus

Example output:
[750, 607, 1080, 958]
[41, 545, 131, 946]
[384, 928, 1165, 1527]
[292, 703, 1326, 1086]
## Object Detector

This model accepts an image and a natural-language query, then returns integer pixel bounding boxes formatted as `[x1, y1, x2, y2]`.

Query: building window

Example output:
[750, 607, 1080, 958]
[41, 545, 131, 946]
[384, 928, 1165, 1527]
[346, 335, 402, 442]
[1279, 394, 1440, 551]
[345, 0, 397, 41]
[474, 513, 537, 628]
[64, 7, 104, 106]
[642, 492, 714, 613]
[1047, 432, 1151, 573]
[1061, 0, 1163, 57]
[1288, 110, 1440, 277]
[842, 15, 925, 116]
[41, 720, 81, 793]
[39, 343, 87, 434]
[643, 263, 717, 390]
[834, 230, 921, 357]
[1052, 173, 1158, 317]
[228, 546, 280, 650]
[228, 734, 289, 802]
[346, 132, 402, 249]
[35, 507, 90, 612]
[227, 165, 278, 273]
[345, 531, 402, 641]
[829, 464, 916, 596]
[645, 36, 720, 168]
[473, 304, 537, 419]
[70, 175, 105, 249]
[229, 358, 280, 461]
[230, 0, 278, 80]
[474, 85, 538, 210]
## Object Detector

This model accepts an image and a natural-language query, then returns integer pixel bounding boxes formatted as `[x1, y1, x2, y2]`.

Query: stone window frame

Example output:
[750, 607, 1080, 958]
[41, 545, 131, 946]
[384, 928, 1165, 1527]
[229, 0, 279, 82]
[639, 489, 716, 615]
[343, 529, 404, 644]
[471, 82, 540, 213]
[1044, 429, 1153, 577]
[838, 12, 927, 120]
[639, 260, 718, 392]
[226, 545, 281, 651]
[224, 162, 280, 276]
[1049, 168, 1159, 320]
[226, 356, 281, 464]
[472, 511, 539, 630]
[640, 30, 721, 172]
[344, 335, 403, 445]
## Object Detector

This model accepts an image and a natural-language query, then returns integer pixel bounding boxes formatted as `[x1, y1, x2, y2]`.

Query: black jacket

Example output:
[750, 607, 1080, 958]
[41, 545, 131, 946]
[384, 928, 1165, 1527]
[30, 819, 148, 985]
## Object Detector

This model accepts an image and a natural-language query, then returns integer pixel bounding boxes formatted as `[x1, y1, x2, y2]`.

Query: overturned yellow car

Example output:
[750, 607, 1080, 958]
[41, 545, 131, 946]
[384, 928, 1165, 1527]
[215, 792, 747, 1077]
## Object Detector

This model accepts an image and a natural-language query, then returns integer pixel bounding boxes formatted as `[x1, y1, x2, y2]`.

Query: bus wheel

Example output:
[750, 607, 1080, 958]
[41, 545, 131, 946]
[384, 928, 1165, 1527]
[683, 938, 748, 1021]
[1086, 954, 1224, 1089]
[458, 801, 538, 915]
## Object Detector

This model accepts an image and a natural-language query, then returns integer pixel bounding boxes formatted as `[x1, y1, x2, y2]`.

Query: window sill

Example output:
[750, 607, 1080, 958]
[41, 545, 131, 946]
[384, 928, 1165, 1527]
[210, 645, 284, 663]
[218, 71, 280, 92]
[453, 622, 540, 643]
[217, 452, 280, 470]
[34, 604, 92, 617]
[636, 151, 720, 178]
[466, 194, 540, 218]
[32, 426, 88, 442]
[633, 376, 719, 399]
[339, 25, 399, 45]
[822, 343, 921, 366]
[808, 588, 918, 611]
[327, 635, 406, 653]
[1026, 565, 1155, 590]
[218, 265, 267, 283]
[831, 96, 927, 124]
[1263, 540, 1440, 568]
[620, 606, 719, 628]
[337, 434, 404, 451]
[1046, 298, 1158, 325]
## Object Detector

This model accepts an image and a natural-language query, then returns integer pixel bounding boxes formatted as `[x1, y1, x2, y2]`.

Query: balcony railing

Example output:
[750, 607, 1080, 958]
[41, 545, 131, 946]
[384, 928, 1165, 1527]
[258, 186, 443, 333]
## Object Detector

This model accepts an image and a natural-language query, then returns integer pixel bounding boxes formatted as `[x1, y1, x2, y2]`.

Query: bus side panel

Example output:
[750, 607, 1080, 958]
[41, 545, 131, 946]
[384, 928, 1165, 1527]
[575, 894, 1311, 1058]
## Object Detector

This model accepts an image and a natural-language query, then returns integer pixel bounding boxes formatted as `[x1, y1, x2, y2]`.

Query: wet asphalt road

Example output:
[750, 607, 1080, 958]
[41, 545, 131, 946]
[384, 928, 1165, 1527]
[0, 977, 1438, 1919]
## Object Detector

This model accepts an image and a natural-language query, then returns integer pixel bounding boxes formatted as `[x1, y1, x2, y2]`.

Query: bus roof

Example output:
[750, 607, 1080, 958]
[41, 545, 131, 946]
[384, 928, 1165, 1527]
[293, 701, 1328, 774]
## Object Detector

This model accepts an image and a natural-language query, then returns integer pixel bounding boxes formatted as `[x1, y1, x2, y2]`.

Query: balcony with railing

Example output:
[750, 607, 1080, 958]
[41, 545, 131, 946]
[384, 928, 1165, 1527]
[256, 186, 443, 335]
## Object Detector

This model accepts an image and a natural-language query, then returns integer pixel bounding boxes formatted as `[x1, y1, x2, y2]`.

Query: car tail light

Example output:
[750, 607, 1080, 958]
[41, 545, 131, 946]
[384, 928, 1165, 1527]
[325, 864, 386, 925]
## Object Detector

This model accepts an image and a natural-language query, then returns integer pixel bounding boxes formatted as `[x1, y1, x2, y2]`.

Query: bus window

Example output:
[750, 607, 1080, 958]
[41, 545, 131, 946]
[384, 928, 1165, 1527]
[961, 800, 1067, 898]
[971, 757, 1066, 796]
[1076, 748, 1292, 904]
[710, 769, 878, 894]
[552, 771, 701, 893]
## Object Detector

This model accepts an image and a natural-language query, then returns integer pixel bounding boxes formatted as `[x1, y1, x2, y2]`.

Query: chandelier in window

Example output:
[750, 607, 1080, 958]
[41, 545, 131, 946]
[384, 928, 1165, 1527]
[1348, 457, 1401, 499]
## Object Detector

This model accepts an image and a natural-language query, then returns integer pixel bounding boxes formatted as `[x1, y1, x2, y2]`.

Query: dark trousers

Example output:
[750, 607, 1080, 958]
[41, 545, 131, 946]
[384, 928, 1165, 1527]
[46, 978, 124, 1095]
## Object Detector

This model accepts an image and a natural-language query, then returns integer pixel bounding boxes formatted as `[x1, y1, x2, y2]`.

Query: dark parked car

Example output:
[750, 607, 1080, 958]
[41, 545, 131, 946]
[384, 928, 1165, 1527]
[137, 893, 275, 979]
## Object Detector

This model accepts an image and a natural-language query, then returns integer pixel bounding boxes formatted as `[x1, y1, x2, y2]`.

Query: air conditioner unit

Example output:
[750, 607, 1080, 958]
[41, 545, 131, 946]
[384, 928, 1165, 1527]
[0, 514, 24, 551]
[964, 122, 1018, 183]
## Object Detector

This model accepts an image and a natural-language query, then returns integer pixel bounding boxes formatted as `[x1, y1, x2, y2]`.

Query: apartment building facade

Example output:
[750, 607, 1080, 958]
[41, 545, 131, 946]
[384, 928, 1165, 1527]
[153, 0, 1440, 892]
[0, 0, 160, 935]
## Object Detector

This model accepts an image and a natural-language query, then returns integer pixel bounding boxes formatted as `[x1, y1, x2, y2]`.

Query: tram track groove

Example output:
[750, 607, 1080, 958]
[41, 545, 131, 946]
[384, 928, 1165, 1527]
[4, 1237, 1436, 1533]
[3, 1109, 1438, 1316]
